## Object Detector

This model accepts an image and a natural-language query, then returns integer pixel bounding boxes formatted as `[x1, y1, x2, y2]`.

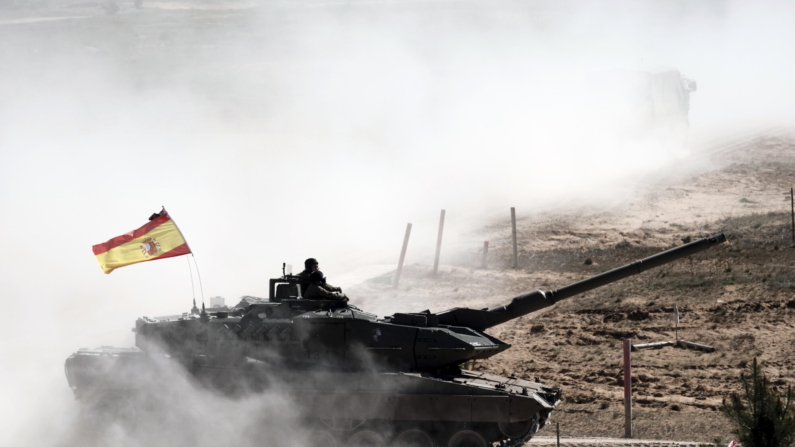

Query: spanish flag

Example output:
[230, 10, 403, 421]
[92, 208, 191, 274]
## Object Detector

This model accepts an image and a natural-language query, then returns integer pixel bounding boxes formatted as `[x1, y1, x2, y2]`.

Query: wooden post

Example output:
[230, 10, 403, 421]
[433, 210, 445, 276]
[481, 241, 489, 269]
[511, 207, 518, 269]
[394, 223, 412, 288]
[623, 338, 633, 438]
[790, 188, 794, 244]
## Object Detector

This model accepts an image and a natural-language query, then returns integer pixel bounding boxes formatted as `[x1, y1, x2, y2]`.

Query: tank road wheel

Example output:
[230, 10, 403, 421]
[393, 429, 434, 447]
[447, 430, 487, 447]
[498, 418, 538, 439]
[306, 429, 339, 447]
[347, 430, 386, 447]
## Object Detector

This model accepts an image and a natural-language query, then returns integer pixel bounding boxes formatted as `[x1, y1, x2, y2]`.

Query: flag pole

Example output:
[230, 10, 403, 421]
[191, 254, 205, 304]
[165, 207, 204, 306]
[187, 256, 196, 305]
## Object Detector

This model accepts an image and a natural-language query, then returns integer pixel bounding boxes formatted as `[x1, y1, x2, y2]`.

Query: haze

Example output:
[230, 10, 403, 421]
[1, 0, 794, 445]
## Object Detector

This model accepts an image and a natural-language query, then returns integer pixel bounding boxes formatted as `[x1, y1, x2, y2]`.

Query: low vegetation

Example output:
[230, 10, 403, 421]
[722, 358, 795, 447]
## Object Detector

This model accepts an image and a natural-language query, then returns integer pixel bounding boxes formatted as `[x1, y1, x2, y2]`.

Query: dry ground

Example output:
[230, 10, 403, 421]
[349, 129, 795, 444]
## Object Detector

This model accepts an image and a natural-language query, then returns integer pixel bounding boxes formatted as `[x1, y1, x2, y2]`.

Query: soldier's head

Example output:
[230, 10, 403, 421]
[309, 270, 325, 284]
[304, 258, 318, 272]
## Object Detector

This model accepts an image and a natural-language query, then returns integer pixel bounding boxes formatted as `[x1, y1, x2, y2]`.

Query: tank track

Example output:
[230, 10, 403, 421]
[66, 347, 561, 447]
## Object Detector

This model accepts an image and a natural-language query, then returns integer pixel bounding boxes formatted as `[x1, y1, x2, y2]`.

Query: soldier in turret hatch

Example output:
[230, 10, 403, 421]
[304, 271, 348, 301]
[298, 258, 318, 296]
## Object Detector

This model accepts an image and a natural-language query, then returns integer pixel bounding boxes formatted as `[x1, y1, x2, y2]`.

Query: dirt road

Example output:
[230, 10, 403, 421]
[528, 436, 703, 447]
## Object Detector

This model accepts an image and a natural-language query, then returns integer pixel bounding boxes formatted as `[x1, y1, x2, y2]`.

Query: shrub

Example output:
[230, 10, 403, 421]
[721, 358, 795, 447]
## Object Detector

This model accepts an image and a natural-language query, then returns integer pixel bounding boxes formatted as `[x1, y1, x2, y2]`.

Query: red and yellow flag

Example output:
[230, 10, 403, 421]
[92, 209, 191, 274]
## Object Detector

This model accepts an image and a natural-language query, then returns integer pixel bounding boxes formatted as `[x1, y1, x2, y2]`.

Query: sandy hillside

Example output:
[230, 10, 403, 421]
[348, 128, 795, 443]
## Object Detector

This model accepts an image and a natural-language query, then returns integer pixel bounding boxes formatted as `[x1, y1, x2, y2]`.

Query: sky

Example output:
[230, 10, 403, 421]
[1, 0, 794, 445]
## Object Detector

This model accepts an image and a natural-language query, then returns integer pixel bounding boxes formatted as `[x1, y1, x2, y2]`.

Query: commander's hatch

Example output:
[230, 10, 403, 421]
[269, 276, 302, 302]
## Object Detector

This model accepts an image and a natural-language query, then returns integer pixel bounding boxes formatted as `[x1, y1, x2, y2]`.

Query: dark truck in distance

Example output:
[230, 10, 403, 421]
[66, 233, 727, 447]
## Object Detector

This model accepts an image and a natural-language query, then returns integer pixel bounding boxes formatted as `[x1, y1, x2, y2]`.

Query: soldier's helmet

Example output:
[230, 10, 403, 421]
[309, 270, 325, 283]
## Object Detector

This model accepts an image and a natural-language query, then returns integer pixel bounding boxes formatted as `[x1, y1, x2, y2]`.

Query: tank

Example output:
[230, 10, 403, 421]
[66, 233, 726, 447]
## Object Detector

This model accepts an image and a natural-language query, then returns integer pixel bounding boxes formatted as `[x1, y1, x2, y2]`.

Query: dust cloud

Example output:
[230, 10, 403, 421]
[1, 0, 794, 445]
[57, 353, 304, 447]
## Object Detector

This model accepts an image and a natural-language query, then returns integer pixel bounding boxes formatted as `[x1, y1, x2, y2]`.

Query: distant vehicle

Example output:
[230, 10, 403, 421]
[66, 234, 725, 447]
[586, 67, 697, 147]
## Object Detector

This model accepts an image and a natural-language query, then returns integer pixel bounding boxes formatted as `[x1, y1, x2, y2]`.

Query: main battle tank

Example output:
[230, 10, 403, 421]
[66, 233, 726, 447]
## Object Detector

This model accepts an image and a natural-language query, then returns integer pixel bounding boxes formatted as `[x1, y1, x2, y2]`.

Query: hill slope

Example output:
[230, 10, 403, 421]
[349, 130, 795, 442]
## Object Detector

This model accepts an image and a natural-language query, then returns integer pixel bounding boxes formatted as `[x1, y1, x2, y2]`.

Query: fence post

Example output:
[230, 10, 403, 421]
[556, 422, 560, 447]
[481, 241, 489, 269]
[623, 338, 633, 438]
[433, 210, 445, 276]
[790, 188, 794, 244]
[394, 223, 412, 288]
[511, 207, 518, 269]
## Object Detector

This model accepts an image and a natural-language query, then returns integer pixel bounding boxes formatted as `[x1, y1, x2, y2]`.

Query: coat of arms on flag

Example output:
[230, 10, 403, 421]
[92, 208, 191, 274]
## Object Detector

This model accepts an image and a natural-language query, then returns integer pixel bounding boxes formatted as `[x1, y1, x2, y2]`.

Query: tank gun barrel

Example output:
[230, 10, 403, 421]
[547, 232, 726, 301]
[435, 233, 726, 331]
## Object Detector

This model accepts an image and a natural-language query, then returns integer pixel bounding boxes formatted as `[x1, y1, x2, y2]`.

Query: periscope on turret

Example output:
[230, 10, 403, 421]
[65, 233, 726, 447]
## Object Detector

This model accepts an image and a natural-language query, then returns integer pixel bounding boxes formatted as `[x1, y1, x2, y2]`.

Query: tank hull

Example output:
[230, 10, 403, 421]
[66, 347, 560, 446]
